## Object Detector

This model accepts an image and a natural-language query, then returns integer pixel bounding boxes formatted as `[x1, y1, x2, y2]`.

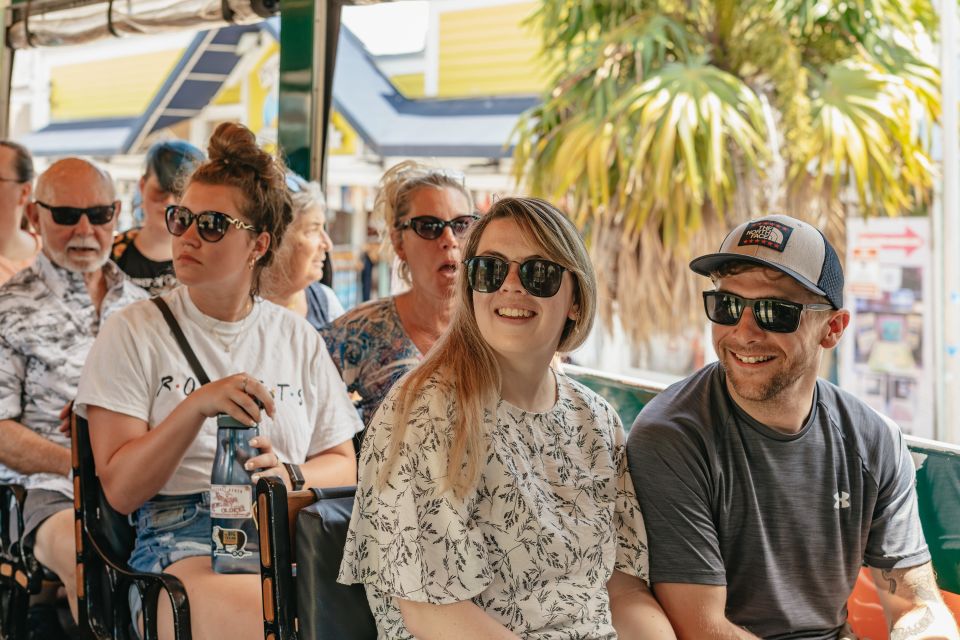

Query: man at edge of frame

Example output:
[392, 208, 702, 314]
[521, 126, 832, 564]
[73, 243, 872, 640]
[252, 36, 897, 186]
[628, 213, 959, 640]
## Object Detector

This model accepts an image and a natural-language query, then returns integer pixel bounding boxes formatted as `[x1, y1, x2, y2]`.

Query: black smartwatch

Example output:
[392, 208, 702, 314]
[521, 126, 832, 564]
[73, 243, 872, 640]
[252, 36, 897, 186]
[283, 462, 305, 491]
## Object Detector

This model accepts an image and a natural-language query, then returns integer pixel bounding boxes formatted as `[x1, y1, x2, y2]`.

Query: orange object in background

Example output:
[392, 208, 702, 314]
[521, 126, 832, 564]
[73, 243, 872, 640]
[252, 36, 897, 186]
[946, 590, 960, 628]
[846, 570, 887, 640]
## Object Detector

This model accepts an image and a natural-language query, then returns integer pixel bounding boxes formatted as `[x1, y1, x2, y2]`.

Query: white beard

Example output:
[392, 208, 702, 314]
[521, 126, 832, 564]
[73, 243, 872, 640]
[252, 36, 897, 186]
[45, 241, 110, 274]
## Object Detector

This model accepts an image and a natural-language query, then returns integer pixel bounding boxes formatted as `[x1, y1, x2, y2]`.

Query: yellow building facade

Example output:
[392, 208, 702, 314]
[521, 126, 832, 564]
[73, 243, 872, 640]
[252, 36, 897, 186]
[33, 0, 544, 162]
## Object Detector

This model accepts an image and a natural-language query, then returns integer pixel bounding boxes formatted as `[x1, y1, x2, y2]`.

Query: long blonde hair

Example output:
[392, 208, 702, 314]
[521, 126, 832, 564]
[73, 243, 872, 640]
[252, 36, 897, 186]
[380, 197, 597, 498]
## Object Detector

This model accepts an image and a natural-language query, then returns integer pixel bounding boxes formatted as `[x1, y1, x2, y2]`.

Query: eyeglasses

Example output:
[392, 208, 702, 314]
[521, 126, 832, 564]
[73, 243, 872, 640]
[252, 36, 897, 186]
[394, 215, 479, 240]
[703, 291, 833, 333]
[35, 200, 118, 226]
[165, 204, 257, 243]
[464, 255, 567, 298]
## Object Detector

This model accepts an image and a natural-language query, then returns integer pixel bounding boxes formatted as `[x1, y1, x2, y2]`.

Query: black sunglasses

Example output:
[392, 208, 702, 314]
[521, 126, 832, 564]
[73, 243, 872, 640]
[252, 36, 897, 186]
[165, 205, 256, 243]
[394, 215, 479, 240]
[464, 255, 567, 298]
[35, 200, 117, 226]
[703, 291, 833, 333]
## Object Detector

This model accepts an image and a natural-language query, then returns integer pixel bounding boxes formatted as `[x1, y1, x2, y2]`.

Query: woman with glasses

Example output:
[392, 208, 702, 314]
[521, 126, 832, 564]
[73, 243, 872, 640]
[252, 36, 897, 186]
[261, 174, 344, 330]
[321, 160, 477, 426]
[75, 122, 362, 640]
[339, 197, 676, 639]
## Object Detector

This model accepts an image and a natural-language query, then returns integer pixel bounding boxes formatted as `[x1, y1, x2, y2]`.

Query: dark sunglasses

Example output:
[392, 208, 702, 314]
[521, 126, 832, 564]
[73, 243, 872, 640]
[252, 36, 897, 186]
[703, 291, 833, 333]
[165, 205, 256, 243]
[465, 255, 567, 298]
[35, 200, 118, 226]
[394, 215, 479, 240]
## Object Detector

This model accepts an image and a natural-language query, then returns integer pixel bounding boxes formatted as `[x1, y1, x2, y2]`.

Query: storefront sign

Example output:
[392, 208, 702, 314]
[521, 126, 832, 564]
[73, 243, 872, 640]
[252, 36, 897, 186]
[841, 217, 932, 438]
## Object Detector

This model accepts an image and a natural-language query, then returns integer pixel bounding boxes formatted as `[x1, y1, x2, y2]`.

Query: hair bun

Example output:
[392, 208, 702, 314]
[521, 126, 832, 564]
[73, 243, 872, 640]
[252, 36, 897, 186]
[207, 122, 272, 175]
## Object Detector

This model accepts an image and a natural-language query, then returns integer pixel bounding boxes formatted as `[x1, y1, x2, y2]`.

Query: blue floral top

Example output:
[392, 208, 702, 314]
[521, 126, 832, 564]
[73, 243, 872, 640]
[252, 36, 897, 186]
[320, 297, 422, 425]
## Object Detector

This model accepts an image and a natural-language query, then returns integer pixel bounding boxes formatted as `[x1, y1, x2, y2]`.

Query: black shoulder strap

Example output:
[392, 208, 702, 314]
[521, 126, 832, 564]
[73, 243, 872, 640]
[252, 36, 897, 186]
[151, 297, 211, 385]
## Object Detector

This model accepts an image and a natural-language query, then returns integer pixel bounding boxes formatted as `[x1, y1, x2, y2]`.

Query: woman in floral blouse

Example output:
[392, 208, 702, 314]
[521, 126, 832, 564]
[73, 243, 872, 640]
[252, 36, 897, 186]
[339, 196, 676, 639]
[321, 160, 477, 427]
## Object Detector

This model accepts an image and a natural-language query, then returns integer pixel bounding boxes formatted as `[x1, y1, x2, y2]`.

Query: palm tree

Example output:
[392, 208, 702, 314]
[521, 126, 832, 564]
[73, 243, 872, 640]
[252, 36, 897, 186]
[513, 0, 940, 345]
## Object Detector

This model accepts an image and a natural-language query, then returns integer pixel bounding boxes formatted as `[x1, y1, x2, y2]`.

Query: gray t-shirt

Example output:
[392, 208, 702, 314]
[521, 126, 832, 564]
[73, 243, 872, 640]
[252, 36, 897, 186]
[627, 363, 929, 640]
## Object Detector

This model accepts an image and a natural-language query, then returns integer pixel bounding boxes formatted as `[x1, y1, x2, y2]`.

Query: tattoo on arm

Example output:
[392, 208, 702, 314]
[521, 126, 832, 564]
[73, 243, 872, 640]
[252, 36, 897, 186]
[890, 607, 934, 640]
[881, 567, 940, 602]
[879, 565, 952, 640]
[882, 569, 898, 594]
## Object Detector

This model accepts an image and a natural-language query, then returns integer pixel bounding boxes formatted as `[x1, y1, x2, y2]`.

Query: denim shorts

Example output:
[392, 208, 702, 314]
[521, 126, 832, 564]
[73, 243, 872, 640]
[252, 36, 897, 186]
[128, 492, 211, 574]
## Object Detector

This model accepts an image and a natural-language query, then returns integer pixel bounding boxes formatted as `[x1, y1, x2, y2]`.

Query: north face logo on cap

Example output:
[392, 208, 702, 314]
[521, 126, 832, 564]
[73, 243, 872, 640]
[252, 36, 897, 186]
[738, 220, 794, 252]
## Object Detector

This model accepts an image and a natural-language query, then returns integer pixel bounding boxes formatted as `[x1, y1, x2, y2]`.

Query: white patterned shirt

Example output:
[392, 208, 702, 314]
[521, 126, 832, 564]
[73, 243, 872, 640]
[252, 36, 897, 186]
[338, 370, 649, 639]
[0, 253, 147, 495]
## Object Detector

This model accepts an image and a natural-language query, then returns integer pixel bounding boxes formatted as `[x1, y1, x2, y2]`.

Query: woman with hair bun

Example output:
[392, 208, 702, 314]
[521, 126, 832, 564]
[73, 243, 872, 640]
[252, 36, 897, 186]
[75, 122, 362, 639]
[321, 160, 477, 428]
[339, 197, 676, 639]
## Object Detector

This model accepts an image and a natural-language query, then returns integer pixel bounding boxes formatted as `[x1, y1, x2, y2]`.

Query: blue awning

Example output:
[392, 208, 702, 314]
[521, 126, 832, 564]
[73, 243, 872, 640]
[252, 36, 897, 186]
[17, 117, 138, 157]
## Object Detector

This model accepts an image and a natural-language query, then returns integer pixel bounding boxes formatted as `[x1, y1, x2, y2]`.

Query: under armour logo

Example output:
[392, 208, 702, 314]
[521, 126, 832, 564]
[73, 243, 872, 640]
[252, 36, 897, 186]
[834, 491, 850, 509]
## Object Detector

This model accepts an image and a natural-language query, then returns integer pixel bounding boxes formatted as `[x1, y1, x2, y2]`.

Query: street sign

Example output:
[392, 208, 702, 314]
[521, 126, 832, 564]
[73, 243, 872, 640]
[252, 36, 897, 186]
[842, 217, 933, 438]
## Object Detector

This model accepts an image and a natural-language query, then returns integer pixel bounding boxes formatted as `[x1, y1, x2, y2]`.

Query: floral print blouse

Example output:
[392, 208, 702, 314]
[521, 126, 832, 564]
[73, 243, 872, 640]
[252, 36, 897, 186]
[338, 370, 649, 639]
[320, 297, 421, 425]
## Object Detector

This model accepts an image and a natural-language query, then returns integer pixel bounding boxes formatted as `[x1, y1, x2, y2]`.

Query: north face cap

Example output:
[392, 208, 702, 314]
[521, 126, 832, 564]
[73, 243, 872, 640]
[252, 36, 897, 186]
[689, 214, 844, 309]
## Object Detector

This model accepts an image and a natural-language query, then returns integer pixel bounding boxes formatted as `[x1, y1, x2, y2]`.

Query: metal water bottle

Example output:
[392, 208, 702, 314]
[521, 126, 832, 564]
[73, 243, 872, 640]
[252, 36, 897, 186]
[210, 413, 260, 574]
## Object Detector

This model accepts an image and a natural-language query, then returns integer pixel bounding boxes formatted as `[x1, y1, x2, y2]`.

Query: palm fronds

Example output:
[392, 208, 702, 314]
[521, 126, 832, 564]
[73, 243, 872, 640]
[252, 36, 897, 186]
[513, 0, 939, 344]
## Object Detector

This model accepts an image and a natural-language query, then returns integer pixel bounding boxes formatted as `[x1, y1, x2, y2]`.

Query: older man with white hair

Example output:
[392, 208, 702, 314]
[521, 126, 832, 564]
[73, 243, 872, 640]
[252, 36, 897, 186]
[0, 157, 146, 623]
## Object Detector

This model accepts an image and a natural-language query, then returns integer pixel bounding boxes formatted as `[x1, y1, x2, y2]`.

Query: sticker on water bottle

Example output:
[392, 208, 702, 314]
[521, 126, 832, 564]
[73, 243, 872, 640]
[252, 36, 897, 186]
[210, 484, 253, 518]
[212, 526, 251, 558]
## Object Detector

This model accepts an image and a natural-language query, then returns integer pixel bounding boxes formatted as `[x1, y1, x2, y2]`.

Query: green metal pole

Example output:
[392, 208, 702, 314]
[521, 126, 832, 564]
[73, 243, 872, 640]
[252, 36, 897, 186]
[278, 0, 342, 189]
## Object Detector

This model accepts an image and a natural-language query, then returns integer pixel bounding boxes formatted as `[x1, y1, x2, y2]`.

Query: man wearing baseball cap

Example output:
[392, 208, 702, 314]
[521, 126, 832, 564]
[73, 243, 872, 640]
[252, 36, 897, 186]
[627, 215, 958, 639]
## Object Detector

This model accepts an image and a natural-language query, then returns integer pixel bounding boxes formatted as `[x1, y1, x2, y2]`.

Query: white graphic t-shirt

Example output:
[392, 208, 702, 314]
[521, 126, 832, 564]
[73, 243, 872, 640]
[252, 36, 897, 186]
[75, 285, 363, 495]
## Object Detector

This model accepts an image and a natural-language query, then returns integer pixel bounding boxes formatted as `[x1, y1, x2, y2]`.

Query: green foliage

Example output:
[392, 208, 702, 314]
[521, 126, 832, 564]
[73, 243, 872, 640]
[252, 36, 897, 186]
[513, 0, 940, 341]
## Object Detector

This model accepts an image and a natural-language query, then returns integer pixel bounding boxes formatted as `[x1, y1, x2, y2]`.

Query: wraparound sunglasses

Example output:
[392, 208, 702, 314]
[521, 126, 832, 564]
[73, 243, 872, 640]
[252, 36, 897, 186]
[394, 215, 479, 240]
[35, 201, 118, 226]
[703, 291, 833, 333]
[464, 255, 567, 298]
